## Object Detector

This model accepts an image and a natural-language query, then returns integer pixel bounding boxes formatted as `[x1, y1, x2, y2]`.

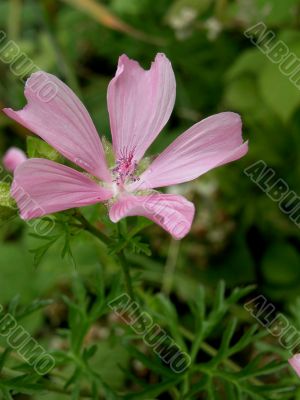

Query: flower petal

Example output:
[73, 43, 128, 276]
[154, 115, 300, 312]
[289, 354, 300, 377]
[3, 147, 27, 173]
[132, 112, 248, 190]
[12, 159, 113, 220]
[3, 71, 111, 182]
[107, 53, 176, 162]
[109, 193, 195, 240]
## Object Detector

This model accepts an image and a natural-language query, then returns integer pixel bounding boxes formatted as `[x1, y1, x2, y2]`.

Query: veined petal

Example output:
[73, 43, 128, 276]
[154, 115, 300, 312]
[107, 53, 176, 162]
[3, 71, 111, 182]
[11, 159, 113, 220]
[132, 112, 248, 190]
[109, 193, 195, 240]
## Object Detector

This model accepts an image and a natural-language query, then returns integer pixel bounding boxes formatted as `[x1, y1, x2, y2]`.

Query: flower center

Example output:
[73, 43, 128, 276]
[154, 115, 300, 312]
[112, 147, 140, 187]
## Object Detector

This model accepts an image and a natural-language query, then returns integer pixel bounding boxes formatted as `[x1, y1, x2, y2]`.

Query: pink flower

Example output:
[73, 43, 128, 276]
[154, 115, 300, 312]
[289, 354, 300, 377]
[3, 147, 27, 173]
[2, 54, 248, 239]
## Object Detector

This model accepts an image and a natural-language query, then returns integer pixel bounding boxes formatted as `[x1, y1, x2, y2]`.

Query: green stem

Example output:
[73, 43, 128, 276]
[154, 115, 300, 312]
[179, 327, 262, 386]
[162, 239, 180, 296]
[180, 326, 240, 372]
[77, 212, 137, 302]
[117, 250, 135, 301]
[0, 366, 93, 398]
[75, 212, 111, 246]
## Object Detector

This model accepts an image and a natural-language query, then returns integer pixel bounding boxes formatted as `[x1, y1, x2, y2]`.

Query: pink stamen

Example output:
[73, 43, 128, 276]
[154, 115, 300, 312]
[113, 147, 140, 186]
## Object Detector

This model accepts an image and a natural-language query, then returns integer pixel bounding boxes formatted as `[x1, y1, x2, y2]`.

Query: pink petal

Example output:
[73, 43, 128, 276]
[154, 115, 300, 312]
[11, 159, 113, 220]
[107, 53, 176, 162]
[109, 193, 195, 240]
[289, 354, 300, 377]
[3, 71, 111, 182]
[3, 147, 27, 172]
[132, 112, 248, 190]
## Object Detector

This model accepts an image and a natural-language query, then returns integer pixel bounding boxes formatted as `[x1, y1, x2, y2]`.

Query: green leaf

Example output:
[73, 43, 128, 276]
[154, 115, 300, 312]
[7, 294, 21, 315]
[228, 285, 256, 304]
[236, 359, 287, 379]
[29, 235, 59, 268]
[16, 298, 54, 320]
[71, 382, 81, 400]
[26, 136, 63, 162]
[255, 0, 299, 25]
[0, 182, 17, 222]
[0, 348, 12, 373]
[72, 274, 87, 307]
[0, 387, 13, 400]
[213, 280, 226, 312]
[129, 236, 151, 256]
[83, 344, 98, 361]
[155, 293, 178, 323]
[206, 318, 237, 368]
[224, 76, 261, 113]
[227, 325, 266, 357]
[125, 345, 177, 379]
[185, 374, 209, 398]
[189, 285, 206, 328]
[226, 48, 266, 80]
[258, 42, 300, 121]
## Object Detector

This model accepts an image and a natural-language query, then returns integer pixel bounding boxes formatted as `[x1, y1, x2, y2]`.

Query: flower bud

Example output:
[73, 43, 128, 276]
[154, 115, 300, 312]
[3, 147, 27, 172]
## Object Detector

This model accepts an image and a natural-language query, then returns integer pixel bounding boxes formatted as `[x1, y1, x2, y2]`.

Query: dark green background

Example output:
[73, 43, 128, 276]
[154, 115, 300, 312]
[0, 0, 300, 397]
